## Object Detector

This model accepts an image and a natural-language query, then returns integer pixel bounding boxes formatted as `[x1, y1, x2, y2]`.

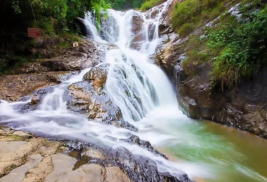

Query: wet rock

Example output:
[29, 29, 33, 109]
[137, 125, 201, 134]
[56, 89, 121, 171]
[66, 141, 192, 182]
[45, 71, 73, 83]
[132, 13, 144, 34]
[67, 81, 137, 132]
[164, 45, 267, 138]
[130, 33, 144, 50]
[121, 135, 167, 159]
[148, 23, 156, 41]
[29, 86, 53, 106]
[145, 7, 160, 19]
[158, 0, 176, 36]
[102, 146, 189, 182]
[67, 81, 120, 120]
[74, 18, 88, 37]
[30, 95, 39, 105]
[9, 86, 55, 113]
[144, 0, 175, 37]
[83, 64, 110, 90]
[130, 12, 145, 50]
[0, 130, 193, 182]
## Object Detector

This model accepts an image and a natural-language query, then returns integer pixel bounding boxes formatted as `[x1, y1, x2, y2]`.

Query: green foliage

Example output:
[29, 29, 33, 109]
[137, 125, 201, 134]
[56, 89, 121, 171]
[0, 0, 112, 40]
[91, 0, 111, 30]
[112, 0, 145, 10]
[178, 23, 195, 37]
[178, 0, 267, 89]
[172, 0, 201, 30]
[171, 0, 238, 38]
[140, 0, 163, 12]
[0, 0, 111, 74]
[207, 5, 267, 88]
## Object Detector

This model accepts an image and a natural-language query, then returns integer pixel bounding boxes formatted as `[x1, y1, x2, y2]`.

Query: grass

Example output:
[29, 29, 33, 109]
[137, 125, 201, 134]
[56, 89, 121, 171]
[140, 0, 165, 11]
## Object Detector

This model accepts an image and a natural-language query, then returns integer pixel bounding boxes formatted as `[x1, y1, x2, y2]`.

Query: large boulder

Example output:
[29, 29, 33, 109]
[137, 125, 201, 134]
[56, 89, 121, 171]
[67, 80, 137, 131]
[83, 64, 109, 90]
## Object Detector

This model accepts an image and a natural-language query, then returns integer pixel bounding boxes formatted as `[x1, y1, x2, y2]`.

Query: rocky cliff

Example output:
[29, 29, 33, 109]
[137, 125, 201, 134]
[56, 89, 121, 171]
[156, 1, 267, 138]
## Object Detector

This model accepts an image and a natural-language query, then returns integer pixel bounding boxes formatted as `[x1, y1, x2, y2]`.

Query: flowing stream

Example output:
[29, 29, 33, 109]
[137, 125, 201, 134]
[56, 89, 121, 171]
[1, 0, 267, 181]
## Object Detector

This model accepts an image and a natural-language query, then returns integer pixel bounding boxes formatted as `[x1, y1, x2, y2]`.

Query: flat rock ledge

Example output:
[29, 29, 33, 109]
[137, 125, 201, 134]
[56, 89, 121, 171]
[0, 127, 131, 182]
[0, 127, 193, 182]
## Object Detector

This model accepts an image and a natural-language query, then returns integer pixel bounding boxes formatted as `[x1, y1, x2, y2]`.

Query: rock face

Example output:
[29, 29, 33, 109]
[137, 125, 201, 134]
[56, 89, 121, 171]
[130, 12, 145, 50]
[0, 73, 69, 101]
[177, 64, 267, 138]
[159, 34, 267, 138]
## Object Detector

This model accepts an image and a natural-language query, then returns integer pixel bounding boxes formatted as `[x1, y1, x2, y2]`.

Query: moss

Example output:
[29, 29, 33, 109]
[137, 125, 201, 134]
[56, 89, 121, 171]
[10, 134, 26, 141]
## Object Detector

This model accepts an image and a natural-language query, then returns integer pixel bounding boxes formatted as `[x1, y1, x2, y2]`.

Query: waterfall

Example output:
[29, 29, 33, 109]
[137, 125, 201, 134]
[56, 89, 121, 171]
[0, 0, 218, 180]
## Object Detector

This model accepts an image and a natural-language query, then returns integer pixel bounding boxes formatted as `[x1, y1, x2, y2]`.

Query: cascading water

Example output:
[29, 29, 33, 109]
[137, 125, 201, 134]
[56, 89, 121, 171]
[1, 0, 267, 182]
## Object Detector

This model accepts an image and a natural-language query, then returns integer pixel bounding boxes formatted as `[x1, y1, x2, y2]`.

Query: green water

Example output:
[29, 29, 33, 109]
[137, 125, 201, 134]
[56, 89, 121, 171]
[163, 120, 267, 182]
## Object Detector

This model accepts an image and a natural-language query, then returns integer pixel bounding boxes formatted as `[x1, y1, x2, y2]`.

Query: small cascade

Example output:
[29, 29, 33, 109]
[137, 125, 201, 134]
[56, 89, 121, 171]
[84, 12, 106, 43]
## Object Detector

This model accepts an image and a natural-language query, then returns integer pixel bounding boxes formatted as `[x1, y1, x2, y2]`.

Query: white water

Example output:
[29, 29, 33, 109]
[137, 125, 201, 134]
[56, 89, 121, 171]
[0, 0, 266, 181]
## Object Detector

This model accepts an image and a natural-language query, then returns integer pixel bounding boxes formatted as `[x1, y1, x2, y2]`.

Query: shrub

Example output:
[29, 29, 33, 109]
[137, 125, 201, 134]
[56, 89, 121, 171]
[171, 0, 237, 38]
[178, 23, 195, 38]
[207, 5, 267, 88]
[172, 0, 201, 29]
